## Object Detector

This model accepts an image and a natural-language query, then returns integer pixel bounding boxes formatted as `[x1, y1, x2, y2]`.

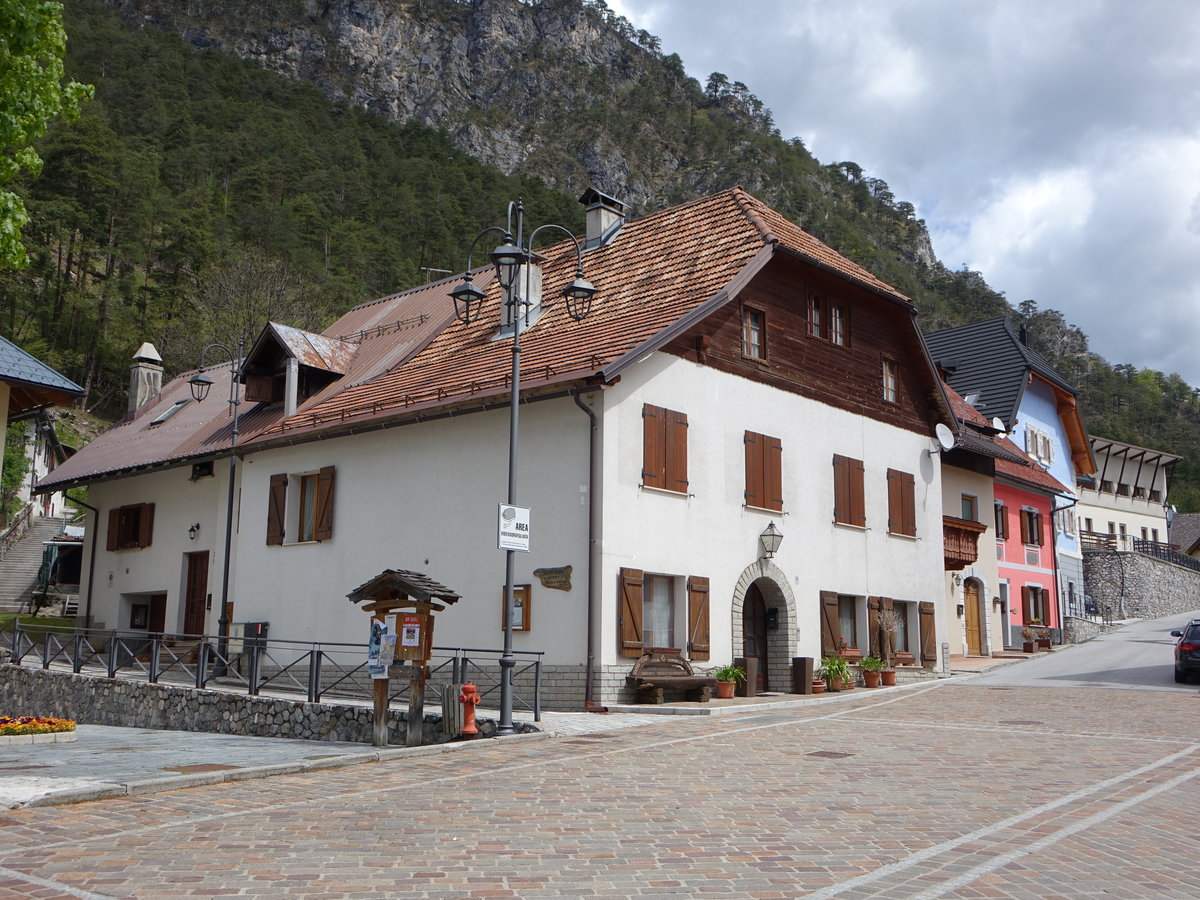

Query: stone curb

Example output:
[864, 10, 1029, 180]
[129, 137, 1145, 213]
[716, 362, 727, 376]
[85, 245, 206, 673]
[0, 730, 78, 745]
[19, 729, 554, 808]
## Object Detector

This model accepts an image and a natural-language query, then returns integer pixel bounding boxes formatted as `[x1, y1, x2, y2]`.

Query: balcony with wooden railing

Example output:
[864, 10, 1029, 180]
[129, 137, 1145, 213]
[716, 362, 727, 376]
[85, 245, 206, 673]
[943, 515, 988, 571]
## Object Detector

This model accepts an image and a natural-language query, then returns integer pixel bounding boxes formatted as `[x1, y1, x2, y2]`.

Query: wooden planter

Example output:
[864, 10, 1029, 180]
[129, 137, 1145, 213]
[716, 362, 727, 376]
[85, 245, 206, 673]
[1022, 641, 1036, 653]
[881, 670, 896, 686]
[863, 671, 881, 688]
[892, 652, 916, 666]
[1037, 639, 1052, 650]
[716, 680, 736, 699]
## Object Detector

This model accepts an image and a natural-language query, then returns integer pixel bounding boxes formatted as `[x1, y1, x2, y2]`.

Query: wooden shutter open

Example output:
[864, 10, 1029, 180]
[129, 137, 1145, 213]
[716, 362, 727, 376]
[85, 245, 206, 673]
[618, 567, 645, 658]
[106, 508, 120, 552]
[919, 601, 937, 667]
[887, 469, 901, 533]
[315, 466, 336, 541]
[850, 457, 866, 527]
[833, 455, 849, 523]
[641, 404, 665, 489]
[995, 503, 1008, 539]
[867, 596, 882, 657]
[820, 590, 840, 655]
[666, 409, 689, 492]
[266, 474, 288, 546]
[899, 471, 915, 535]
[687, 575, 710, 660]
[137, 503, 155, 548]
[764, 435, 783, 511]
[1032, 512, 1044, 546]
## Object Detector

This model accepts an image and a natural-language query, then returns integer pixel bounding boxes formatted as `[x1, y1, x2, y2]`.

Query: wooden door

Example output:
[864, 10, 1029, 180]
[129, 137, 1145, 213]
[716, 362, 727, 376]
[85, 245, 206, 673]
[964, 580, 982, 655]
[743, 583, 769, 692]
[183, 552, 209, 637]
[148, 593, 168, 634]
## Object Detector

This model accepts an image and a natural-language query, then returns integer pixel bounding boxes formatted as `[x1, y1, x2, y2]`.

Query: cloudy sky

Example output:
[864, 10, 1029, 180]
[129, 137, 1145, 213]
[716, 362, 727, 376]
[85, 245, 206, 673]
[608, 0, 1200, 386]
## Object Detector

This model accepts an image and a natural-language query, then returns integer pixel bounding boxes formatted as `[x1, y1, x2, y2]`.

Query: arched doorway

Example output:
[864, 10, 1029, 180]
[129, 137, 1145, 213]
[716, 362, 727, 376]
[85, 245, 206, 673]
[743, 582, 769, 692]
[964, 578, 984, 656]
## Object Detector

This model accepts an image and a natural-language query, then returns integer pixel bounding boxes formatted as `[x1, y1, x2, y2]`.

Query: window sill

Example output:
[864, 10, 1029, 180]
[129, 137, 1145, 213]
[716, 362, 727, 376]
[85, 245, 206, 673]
[887, 531, 918, 541]
[743, 503, 783, 514]
[739, 353, 770, 367]
[833, 520, 866, 532]
[640, 484, 690, 498]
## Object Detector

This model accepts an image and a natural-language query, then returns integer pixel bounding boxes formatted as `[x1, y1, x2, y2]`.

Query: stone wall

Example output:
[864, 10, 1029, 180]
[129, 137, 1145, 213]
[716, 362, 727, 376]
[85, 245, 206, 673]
[1083, 550, 1200, 620]
[0, 665, 537, 743]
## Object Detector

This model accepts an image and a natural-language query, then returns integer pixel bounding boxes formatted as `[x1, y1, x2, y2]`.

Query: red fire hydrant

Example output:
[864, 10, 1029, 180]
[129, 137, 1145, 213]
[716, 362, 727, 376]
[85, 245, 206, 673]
[458, 681, 481, 738]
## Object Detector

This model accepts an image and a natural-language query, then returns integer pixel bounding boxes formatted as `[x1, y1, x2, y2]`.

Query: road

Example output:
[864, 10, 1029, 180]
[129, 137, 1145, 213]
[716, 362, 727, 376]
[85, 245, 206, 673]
[1, 615, 1198, 899]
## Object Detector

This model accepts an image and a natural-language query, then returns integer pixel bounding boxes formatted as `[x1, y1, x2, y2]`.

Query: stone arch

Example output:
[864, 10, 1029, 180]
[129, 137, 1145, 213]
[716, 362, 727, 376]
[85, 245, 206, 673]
[731, 560, 798, 692]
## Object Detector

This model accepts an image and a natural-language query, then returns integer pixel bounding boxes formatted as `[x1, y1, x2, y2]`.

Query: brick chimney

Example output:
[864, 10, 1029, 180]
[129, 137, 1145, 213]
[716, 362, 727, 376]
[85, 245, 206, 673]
[128, 342, 163, 414]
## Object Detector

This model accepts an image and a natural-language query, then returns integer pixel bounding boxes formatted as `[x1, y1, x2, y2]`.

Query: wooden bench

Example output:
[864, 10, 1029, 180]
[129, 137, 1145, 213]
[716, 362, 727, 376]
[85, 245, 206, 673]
[626, 648, 717, 703]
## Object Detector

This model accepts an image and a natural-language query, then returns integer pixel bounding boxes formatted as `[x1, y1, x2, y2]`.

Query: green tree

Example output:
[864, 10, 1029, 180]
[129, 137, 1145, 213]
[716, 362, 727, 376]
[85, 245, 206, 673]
[0, 0, 91, 268]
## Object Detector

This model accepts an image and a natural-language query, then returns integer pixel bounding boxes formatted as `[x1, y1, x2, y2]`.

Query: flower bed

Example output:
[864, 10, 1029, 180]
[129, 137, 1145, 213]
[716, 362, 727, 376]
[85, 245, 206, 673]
[0, 715, 76, 736]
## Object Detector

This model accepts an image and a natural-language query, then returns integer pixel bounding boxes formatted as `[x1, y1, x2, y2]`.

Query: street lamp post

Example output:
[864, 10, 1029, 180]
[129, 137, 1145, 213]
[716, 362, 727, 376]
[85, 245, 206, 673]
[188, 339, 245, 677]
[450, 200, 597, 735]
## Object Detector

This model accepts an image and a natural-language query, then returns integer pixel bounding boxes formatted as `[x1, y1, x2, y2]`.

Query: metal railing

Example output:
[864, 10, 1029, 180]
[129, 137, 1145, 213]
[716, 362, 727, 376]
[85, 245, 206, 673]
[0, 621, 542, 721]
[1080, 530, 1200, 574]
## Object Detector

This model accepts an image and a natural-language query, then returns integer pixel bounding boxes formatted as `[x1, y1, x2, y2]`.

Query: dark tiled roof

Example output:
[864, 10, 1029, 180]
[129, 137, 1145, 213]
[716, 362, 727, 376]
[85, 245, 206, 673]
[924, 317, 1076, 428]
[1, 335, 83, 418]
[943, 384, 1027, 464]
[1168, 512, 1200, 555]
[346, 569, 461, 605]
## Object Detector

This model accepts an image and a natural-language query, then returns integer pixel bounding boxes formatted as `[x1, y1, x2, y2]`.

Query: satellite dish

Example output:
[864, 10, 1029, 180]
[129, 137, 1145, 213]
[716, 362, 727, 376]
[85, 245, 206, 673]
[935, 423, 956, 451]
[991, 417, 1006, 433]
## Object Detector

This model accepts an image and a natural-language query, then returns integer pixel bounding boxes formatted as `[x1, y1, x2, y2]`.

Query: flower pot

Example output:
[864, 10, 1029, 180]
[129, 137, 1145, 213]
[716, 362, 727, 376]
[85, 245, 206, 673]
[881, 670, 896, 686]
[716, 680, 736, 699]
[841, 676, 855, 690]
[811, 679, 826, 694]
[863, 670, 881, 688]
[1038, 639, 1052, 650]
[1023, 641, 1036, 653]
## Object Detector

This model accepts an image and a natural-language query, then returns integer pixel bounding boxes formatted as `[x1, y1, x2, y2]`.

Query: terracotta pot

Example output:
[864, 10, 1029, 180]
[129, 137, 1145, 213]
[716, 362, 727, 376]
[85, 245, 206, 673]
[716, 680, 735, 699]
[863, 671, 881, 688]
[841, 676, 855, 690]
[811, 679, 826, 694]
[881, 670, 896, 686]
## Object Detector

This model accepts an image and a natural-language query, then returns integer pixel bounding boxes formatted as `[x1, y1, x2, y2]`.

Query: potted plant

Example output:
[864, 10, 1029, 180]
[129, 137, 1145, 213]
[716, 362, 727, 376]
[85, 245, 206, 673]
[1036, 626, 1052, 651]
[837, 637, 862, 662]
[710, 664, 746, 699]
[859, 655, 885, 687]
[818, 654, 851, 692]
[876, 607, 904, 682]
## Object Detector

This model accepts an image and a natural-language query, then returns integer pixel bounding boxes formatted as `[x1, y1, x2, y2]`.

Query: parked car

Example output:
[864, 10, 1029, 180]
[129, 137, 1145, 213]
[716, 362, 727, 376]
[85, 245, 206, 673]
[1170, 619, 1200, 684]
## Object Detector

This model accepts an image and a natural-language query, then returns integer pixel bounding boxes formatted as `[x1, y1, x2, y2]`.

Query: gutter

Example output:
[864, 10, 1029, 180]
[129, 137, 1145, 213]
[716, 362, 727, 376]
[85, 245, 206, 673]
[71, 496, 101, 629]
[573, 389, 606, 713]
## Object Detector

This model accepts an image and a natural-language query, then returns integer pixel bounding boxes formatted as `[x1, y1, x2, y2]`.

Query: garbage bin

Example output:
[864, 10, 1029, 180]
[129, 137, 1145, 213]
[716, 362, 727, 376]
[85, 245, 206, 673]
[792, 657, 814, 694]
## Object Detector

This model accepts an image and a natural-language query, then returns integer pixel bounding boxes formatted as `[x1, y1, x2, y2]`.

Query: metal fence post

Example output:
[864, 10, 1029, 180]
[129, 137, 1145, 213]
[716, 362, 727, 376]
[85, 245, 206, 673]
[196, 642, 210, 689]
[41, 633, 52, 669]
[107, 634, 119, 678]
[148, 638, 160, 683]
[248, 640, 261, 696]
[533, 659, 542, 722]
[73, 634, 85, 673]
[308, 649, 323, 703]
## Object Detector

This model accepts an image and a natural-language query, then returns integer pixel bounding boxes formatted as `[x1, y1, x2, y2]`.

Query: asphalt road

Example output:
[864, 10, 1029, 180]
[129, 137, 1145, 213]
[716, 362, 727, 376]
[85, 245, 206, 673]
[974, 609, 1200, 691]
[1, 616, 1198, 899]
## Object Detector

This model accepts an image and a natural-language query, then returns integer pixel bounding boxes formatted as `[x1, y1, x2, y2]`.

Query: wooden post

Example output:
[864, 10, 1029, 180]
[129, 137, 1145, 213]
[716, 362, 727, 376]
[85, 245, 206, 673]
[372, 677, 389, 747]
[407, 664, 426, 747]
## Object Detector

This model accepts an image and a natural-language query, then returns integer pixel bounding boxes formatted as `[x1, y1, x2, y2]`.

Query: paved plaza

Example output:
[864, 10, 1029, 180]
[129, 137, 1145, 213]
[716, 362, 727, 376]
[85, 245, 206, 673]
[1, 670, 1197, 898]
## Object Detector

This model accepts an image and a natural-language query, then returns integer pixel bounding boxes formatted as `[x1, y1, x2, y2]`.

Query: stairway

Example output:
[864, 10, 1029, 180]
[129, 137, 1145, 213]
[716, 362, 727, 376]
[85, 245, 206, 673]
[0, 516, 68, 613]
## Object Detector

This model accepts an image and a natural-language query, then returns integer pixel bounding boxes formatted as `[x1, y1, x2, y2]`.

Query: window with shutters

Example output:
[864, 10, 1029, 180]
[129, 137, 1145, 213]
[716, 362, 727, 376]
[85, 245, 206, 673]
[1019, 508, 1044, 546]
[266, 466, 336, 545]
[1021, 585, 1048, 624]
[994, 502, 1009, 539]
[838, 595, 859, 649]
[106, 503, 155, 551]
[641, 403, 689, 494]
[742, 307, 766, 360]
[886, 468, 916, 536]
[618, 568, 709, 659]
[744, 431, 783, 511]
[833, 454, 866, 527]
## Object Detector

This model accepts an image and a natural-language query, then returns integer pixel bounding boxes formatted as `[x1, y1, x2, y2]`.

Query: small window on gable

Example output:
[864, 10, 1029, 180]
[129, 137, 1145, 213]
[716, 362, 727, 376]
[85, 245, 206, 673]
[808, 294, 823, 338]
[830, 303, 847, 346]
[882, 358, 898, 403]
[742, 307, 766, 360]
[267, 466, 336, 545]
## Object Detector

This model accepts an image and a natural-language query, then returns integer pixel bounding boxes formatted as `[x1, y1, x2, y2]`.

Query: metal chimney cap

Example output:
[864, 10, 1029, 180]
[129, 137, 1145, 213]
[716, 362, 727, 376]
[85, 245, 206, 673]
[132, 342, 162, 363]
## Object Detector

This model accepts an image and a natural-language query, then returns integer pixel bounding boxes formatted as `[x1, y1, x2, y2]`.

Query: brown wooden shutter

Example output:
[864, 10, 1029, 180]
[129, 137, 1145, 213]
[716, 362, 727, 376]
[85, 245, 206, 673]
[765, 435, 783, 511]
[833, 455, 848, 523]
[918, 601, 937, 667]
[900, 471, 915, 536]
[618, 567, 645, 658]
[744, 431, 761, 507]
[641, 404, 665, 489]
[666, 409, 688, 492]
[1020, 510, 1032, 544]
[137, 503, 155, 548]
[1021, 585, 1033, 621]
[1033, 512, 1044, 546]
[315, 466, 336, 541]
[850, 457, 866, 527]
[887, 469, 901, 533]
[867, 596, 882, 657]
[267, 474, 288, 546]
[107, 508, 120, 552]
[995, 504, 1008, 539]
[686, 575, 710, 660]
[820, 591, 840, 655]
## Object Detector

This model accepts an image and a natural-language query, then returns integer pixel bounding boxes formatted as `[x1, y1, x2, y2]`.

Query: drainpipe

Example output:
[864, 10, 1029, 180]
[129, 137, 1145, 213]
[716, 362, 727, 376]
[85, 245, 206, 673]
[573, 390, 606, 712]
[73, 496, 101, 629]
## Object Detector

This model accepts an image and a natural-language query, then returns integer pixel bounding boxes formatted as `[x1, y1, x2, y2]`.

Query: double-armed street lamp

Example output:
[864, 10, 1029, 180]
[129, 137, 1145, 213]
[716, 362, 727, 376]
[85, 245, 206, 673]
[188, 338, 245, 676]
[450, 200, 597, 735]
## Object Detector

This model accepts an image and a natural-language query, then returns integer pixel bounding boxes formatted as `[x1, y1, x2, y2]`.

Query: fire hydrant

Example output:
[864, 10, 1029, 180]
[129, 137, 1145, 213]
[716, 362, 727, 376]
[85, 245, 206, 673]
[458, 681, 481, 738]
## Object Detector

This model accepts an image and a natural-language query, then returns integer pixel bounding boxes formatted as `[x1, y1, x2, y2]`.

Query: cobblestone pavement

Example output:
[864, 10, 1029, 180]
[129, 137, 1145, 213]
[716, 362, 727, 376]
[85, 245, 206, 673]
[0, 680, 1197, 899]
